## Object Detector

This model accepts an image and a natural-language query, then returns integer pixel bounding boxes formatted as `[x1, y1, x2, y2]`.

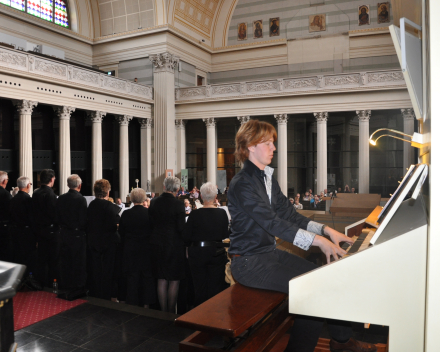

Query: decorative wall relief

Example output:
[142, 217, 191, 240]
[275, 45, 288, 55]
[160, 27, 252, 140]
[237, 22, 247, 40]
[309, 14, 326, 32]
[269, 17, 280, 37]
[253, 20, 263, 38]
[377, 2, 390, 23]
[358, 5, 370, 26]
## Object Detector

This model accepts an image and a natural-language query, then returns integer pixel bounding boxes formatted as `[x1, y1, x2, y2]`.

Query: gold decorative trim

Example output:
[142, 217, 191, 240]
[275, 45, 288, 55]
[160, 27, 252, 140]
[349, 26, 390, 36]
[213, 38, 286, 52]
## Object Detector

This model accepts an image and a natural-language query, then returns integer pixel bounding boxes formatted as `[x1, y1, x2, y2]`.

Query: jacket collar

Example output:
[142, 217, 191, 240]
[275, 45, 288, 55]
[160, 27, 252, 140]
[243, 159, 262, 177]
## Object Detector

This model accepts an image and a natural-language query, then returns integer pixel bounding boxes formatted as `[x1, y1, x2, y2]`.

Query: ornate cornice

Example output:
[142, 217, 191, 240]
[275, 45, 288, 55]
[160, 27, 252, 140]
[149, 52, 180, 73]
[237, 116, 250, 125]
[314, 112, 328, 123]
[274, 114, 288, 125]
[12, 100, 38, 115]
[203, 118, 216, 127]
[401, 108, 415, 120]
[116, 115, 133, 126]
[54, 106, 75, 120]
[139, 118, 153, 128]
[86, 111, 106, 123]
[175, 119, 187, 129]
[356, 110, 371, 121]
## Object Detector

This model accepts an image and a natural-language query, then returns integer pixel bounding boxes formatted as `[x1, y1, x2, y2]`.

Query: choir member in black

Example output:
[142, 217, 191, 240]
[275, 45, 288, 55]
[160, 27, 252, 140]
[149, 176, 186, 313]
[56, 175, 87, 291]
[86, 179, 120, 300]
[183, 182, 229, 306]
[119, 188, 155, 307]
[9, 176, 36, 277]
[32, 169, 60, 287]
[0, 171, 12, 262]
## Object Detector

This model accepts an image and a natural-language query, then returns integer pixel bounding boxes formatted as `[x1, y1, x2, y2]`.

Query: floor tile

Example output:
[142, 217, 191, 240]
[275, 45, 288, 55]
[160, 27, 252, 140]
[49, 320, 111, 346]
[14, 331, 41, 348]
[81, 330, 147, 352]
[22, 316, 76, 336]
[116, 315, 172, 338]
[82, 308, 139, 329]
[17, 336, 77, 352]
[130, 338, 178, 352]
[151, 324, 195, 344]
[57, 304, 105, 321]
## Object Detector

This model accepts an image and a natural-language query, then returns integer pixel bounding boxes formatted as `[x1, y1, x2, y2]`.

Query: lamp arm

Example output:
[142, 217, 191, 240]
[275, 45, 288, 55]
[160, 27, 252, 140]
[369, 128, 413, 141]
[374, 134, 412, 144]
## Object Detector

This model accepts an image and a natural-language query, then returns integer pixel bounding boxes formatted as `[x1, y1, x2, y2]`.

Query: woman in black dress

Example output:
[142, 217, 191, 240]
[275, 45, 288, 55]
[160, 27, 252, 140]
[149, 176, 186, 313]
[183, 182, 229, 306]
[119, 188, 155, 308]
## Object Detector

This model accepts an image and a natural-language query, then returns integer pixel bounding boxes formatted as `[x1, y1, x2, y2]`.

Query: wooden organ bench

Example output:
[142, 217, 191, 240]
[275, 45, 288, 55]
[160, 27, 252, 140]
[175, 283, 293, 352]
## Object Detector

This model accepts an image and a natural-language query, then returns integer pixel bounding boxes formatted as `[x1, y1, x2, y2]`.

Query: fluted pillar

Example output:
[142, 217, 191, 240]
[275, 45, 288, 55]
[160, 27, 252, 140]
[203, 118, 217, 184]
[12, 100, 38, 193]
[54, 106, 75, 195]
[402, 108, 416, 172]
[87, 111, 105, 192]
[237, 116, 250, 125]
[314, 112, 328, 195]
[116, 115, 133, 199]
[150, 52, 179, 192]
[274, 114, 289, 195]
[357, 110, 371, 194]
[175, 119, 187, 177]
[140, 118, 153, 191]
[343, 118, 352, 188]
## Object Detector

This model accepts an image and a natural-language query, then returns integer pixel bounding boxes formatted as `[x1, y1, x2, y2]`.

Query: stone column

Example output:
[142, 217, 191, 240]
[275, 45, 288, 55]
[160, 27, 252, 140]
[116, 115, 133, 200]
[314, 112, 328, 195]
[150, 52, 179, 192]
[237, 116, 250, 125]
[87, 111, 106, 192]
[343, 117, 352, 189]
[274, 114, 289, 195]
[357, 110, 371, 194]
[12, 100, 38, 193]
[54, 106, 75, 195]
[139, 118, 153, 191]
[175, 119, 186, 178]
[203, 118, 217, 184]
[402, 108, 416, 172]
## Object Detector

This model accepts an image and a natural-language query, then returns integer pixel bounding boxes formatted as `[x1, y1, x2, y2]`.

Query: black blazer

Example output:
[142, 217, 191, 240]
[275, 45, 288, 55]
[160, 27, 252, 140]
[9, 191, 33, 227]
[56, 189, 87, 231]
[0, 186, 11, 222]
[32, 185, 57, 229]
[86, 198, 120, 248]
[149, 192, 185, 247]
[119, 205, 151, 240]
[228, 159, 311, 256]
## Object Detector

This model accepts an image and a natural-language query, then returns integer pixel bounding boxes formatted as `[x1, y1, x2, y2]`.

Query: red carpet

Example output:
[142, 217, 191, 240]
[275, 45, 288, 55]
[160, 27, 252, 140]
[13, 291, 86, 331]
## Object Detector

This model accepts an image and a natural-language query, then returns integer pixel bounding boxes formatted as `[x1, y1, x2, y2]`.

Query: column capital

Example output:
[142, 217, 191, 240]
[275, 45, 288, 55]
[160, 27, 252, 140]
[237, 116, 250, 125]
[139, 117, 153, 128]
[401, 108, 415, 120]
[54, 106, 75, 120]
[12, 100, 38, 114]
[149, 52, 180, 73]
[87, 111, 106, 123]
[175, 119, 186, 129]
[116, 115, 133, 126]
[274, 114, 289, 125]
[314, 112, 328, 122]
[203, 118, 216, 127]
[356, 110, 371, 121]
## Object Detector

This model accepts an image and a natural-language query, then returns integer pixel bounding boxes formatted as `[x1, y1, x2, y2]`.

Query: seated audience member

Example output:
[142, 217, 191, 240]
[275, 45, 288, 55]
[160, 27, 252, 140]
[344, 185, 351, 193]
[324, 189, 329, 197]
[294, 197, 303, 210]
[183, 182, 229, 306]
[116, 198, 125, 209]
[308, 188, 313, 196]
[86, 179, 120, 300]
[303, 192, 311, 201]
[351, 188, 356, 194]
[320, 191, 325, 199]
[338, 187, 342, 193]
[189, 187, 199, 199]
[289, 198, 294, 205]
[296, 193, 301, 199]
[119, 188, 155, 308]
[149, 176, 186, 313]
[177, 186, 188, 196]
[143, 198, 150, 208]
[184, 199, 191, 215]
[311, 195, 321, 208]
[151, 192, 156, 199]
[216, 185, 221, 194]
[224, 187, 229, 194]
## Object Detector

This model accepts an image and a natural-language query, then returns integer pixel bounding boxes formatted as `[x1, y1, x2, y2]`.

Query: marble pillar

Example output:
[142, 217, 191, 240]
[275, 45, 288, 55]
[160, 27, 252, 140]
[237, 116, 250, 125]
[402, 108, 416, 172]
[12, 100, 38, 193]
[357, 110, 371, 194]
[274, 114, 289, 195]
[175, 119, 186, 178]
[116, 115, 133, 199]
[87, 111, 105, 193]
[139, 118, 153, 191]
[314, 112, 328, 195]
[54, 106, 75, 195]
[150, 52, 179, 192]
[343, 118, 352, 189]
[203, 118, 217, 185]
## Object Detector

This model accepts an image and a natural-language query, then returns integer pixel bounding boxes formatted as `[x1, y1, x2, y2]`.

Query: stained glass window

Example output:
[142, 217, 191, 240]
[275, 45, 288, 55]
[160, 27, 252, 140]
[1, 0, 68, 27]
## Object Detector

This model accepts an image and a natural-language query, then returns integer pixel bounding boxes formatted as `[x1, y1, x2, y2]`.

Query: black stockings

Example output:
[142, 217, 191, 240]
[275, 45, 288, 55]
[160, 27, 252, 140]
[157, 279, 180, 313]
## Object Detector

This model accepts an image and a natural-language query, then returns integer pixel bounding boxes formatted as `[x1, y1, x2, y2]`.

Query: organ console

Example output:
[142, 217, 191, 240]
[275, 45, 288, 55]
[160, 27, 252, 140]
[289, 164, 428, 352]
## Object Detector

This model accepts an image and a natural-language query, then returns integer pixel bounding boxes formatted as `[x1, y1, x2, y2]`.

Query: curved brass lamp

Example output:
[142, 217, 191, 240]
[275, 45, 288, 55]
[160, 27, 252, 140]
[369, 128, 425, 148]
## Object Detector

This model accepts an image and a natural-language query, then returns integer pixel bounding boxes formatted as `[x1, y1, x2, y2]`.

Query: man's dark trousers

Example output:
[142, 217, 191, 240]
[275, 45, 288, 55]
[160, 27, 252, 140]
[59, 228, 87, 289]
[9, 225, 36, 275]
[36, 226, 61, 287]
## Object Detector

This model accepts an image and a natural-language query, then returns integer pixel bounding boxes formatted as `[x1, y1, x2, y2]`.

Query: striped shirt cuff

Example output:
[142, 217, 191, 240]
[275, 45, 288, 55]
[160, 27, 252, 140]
[307, 221, 325, 236]
[293, 229, 316, 251]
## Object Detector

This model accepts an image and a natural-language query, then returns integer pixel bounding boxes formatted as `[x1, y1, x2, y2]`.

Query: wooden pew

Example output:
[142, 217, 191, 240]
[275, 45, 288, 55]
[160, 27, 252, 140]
[175, 283, 293, 352]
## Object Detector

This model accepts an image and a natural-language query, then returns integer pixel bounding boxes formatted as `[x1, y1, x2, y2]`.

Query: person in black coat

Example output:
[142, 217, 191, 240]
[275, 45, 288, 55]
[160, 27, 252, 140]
[56, 174, 88, 290]
[119, 188, 155, 307]
[149, 176, 186, 313]
[86, 179, 120, 300]
[183, 182, 229, 307]
[32, 169, 60, 287]
[0, 171, 12, 262]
